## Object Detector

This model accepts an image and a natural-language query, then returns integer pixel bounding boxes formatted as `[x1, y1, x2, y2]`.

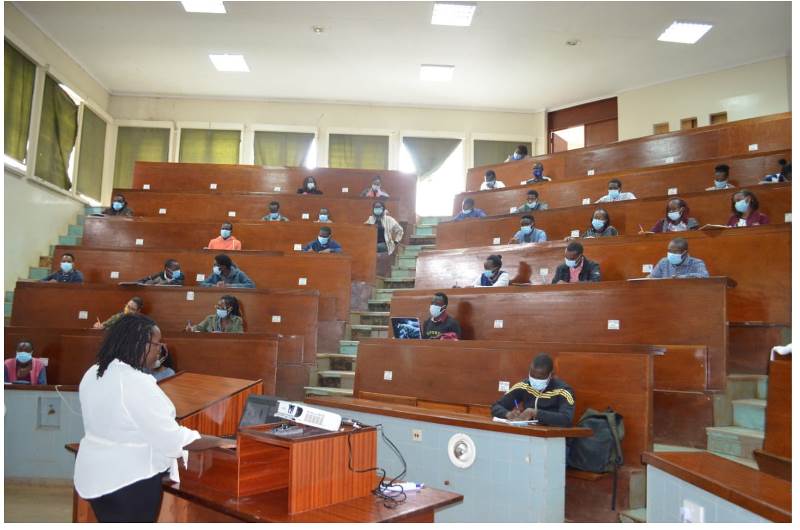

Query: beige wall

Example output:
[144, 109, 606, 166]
[617, 57, 791, 140]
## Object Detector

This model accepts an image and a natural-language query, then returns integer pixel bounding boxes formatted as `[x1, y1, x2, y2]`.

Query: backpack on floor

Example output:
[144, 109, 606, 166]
[567, 407, 625, 473]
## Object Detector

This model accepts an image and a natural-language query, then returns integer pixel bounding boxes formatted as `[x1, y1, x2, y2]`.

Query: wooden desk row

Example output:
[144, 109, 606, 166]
[80, 217, 377, 283]
[456, 150, 789, 216]
[133, 162, 418, 224]
[465, 112, 791, 190]
[436, 183, 791, 249]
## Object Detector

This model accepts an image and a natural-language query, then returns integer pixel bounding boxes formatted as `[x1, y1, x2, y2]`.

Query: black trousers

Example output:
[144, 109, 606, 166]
[89, 471, 167, 523]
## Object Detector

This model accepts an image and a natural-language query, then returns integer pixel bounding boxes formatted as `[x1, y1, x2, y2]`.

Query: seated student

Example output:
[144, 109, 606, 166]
[491, 353, 575, 427]
[583, 208, 618, 238]
[41, 253, 83, 283]
[452, 198, 487, 221]
[297, 176, 322, 195]
[509, 215, 547, 244]
[515, 189, 549, 212]
[525, 162, 552, 184]
[552, 242, 601, 284]
[102, 193, 134, 217]
[143, 344, 175, 382]
[93, 297, 144, 329]
[596, 178, 636, 203]
[186, 295, 244, 333]
[200, 254, 256, 288]
[727, 190, 769, 227]
[422, 292, 462, 340]
[4, 340, 47, 385]
[651, 198, 699, 233]
[137, 259, 183, 286]
[303, 226, 342, 253]
[207, 222, 242, 250]
[504, 144, 531, 163]
[480, 170, 506, 190]
[706, 164, 735, 191]
[263, 201, 289, 222]
[314, 207, 332, 223]
[648, 237, 709, 279]
[360, 176, 391, 198]
[473, 254, 510, 287]
[365, 201, 404, 255]
[760, 159, 791, 184]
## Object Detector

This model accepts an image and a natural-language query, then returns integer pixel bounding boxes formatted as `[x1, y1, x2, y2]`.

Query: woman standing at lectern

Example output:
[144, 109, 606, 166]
[73, 314, 233, 522]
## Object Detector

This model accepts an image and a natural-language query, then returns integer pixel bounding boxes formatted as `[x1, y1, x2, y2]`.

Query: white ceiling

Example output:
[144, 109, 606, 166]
[13, 1, 792, 112]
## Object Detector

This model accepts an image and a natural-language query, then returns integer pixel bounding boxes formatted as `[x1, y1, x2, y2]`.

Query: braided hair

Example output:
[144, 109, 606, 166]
[95, 313, 158, 378]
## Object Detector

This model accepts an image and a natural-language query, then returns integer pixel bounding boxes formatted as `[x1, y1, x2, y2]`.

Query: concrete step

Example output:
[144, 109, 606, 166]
[706, 426, 764, 460]
[397, 256, 418, 269]
[351, 311, 390, 326]
[316, 353, 357, 372]
[57, 235, 81, 246]
[67, 224, 83, 237]
[349, 324, 388, 340]
[409, 235, 436, 246]
[5, 301, 12, 319]
[303, 386, 353, 397]
[390, 267, 416, 280]
[28, 267, 50, 280]
[317, 370, 355, 389]
[727, 373, 768, 400]
[84, 206, 104, 215]
[338, 340, 359, 355]
[619, 507, 647, 523]
[731, 398, 766, 430]
[418, 216, 450, 225]
[5, 291, 14, 304]
[399, 244, 436, 257]
[374, 287, 413, 300]
[38, 255, 53, 268]
[708, 451, 760, 469]
[413, 224, 437, 237]
[378, 277, 415, 289]
[367, 299, 391, 312]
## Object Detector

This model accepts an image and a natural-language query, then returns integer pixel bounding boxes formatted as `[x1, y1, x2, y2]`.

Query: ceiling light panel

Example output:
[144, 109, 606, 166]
[431, 2, 476, 26]
[657, 21, 713, 44]
[209, 54, 249, 72]
[420, 64, 455, 82]
[181, 1, 226, 14]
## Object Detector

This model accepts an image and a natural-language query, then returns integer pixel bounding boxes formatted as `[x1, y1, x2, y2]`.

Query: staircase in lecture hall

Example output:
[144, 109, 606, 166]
[304, 215, 447, 397]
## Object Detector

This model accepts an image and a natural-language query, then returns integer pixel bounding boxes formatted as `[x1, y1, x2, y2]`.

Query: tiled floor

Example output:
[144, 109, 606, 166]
[4, 481, 73, 523]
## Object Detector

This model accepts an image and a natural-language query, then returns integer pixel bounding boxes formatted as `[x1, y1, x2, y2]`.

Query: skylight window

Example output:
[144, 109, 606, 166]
[181, 1, 226, 14]
[420, 64, 455, 82]
[209, 54, 250, 72]
[431, 2, 476, 26]
[657, 21, 713, 44]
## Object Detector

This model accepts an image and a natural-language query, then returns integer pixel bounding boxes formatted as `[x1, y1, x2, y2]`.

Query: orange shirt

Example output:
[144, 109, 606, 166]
[207, 236, 242, 251]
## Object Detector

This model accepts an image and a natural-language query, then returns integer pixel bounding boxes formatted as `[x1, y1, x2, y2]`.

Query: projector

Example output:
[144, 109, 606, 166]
[275, 401, 342, 432]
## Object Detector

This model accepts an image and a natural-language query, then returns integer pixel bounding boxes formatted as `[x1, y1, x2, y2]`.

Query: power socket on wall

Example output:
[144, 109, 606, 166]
[412, 429, 423, 442]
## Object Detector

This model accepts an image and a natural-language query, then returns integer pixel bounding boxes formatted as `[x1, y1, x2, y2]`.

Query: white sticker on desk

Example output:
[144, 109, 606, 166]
[785, 213, 792, 223]
[196, 274, 205, 282]
[78, 311, 88, 320]
[293, 243, 302, 251]
[492, 237, 501, 245]
[301, 213, 310, 220]
[539, 267, 549, 276]
[493, 320, 504, 329]
[582, 198, 591, 205]
[110, 271, 119, 279]
[228, 211, 236, 217]
[509, 207, 517, 214]
[384, 371, 393, 381]
[135, 238, 144, 246]
[341, 187, 349, 193]
[642, 264, 653, 273]
[298, 277, 307, 286]
[271, 315, 282, 323]
[607, 319, 620, 330]
[209, 183, 218, 190]
[158, 208, 167, 214]
[587, 169, 595, 176]
[519, 180, 528, 186]
[667, 187, 678, 196]
[142, 184, 150, 190]
[273, 186, 282, 192]
[748, 143, 759, 152]
[186, 291, 195, 301]
[498, 381, 510, 392]
[665, 157, 675, 164]
[571, 230, 580, 238]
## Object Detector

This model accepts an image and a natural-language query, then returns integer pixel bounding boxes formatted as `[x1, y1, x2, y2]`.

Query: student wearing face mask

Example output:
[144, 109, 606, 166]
[525, 162, 552, 184]
[102, 194, 134, 217]
[473, 254, 510, 287]
[504, 144, 530, 163]
[582, 208, 618, 238]
[262, 201, 289, 222]
[137, 259, 184, 286]
[365, 201, 404, 255]
[596, 178, 636, 203]
[760, 159, 791, 184]
[552, 242, 601, 284]
[727, 190, 769, 227]
[706, 164, 735, 191]
[651, 198, 699, 233]
[479, 170, 506, 190]
[297, 176, 323, 195]
[491, 354, 575, 427]
[422, 292, 462, 340]
[200, 254, 255, 288]
[186, 295, 244, 333]
[648, 237, 709, 279]
[452, 198, 487, 221]
[509, 215, 547, 244]
[41, 253, 84, 283]
[207, 222, 242, 251]
[314, 208, 333, 223]
[93, 297, 144, 329]
[4, 340, 47, 384]
[360, 176, 391, 198]
[142, 343, 175, 382]
[516, 189, 549, 212]
[303, 226, 342, 253]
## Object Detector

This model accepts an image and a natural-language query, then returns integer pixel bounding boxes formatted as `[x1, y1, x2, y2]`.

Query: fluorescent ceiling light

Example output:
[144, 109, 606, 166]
[431, 2, 476, 26]
[420, 64, 455, 82]
[657, 21, 712, 44]
[209, 54, 249, 72]
[181, 1, 226, 14]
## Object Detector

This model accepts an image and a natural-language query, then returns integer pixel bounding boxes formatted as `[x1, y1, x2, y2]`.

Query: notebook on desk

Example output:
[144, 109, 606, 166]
[391, 317, 421, 339]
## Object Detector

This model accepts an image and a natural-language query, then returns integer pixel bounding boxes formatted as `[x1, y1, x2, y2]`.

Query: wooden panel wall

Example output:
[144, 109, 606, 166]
[762, 359, 791, 459]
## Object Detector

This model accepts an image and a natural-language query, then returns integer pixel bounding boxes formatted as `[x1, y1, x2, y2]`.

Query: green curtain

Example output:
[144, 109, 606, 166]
[179, 128, 240, 164]
[254, 131, 314, 167]
[328, 133, 389, 169]
[35, 75, 78, 190]
[76, 107, 107, 200]
[113, 126, 170, 188]
[473, 140, 532, 167]
[4, 41, 36, 164]
[402, 136, 460, 179]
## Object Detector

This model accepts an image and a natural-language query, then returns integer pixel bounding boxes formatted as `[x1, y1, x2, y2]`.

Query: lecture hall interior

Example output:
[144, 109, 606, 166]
[2, 0, 795, 525]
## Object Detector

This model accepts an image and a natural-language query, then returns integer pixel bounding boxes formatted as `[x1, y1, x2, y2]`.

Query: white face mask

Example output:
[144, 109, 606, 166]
[429, 304, 444, 318]
[529, 376, 549, 391]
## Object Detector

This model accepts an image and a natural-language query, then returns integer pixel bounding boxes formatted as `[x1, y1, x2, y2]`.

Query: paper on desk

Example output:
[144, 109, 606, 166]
[492, 417, 538, 426]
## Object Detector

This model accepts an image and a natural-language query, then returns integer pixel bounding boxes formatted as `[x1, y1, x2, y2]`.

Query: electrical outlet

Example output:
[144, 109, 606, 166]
[135, 238, 144, 246]
[665, 156, 675, 164]
[680, 500, 705, 523]
[571, 230, 580, 238]
[209, 183, 218, 190]
[196, 274, 205, 282]
[498, 381, 510, 392]
[301, 213, 309, 220]
[271, 315, 282, 323]
[608, 319, 620, 330]
[383, 371, 393, 381]
[493, 320, 504, 329]
[158, 208, 167, 214]
[37, 397, 61, 429]
[667, 187, 678, 195]
[109, 271, 119, 279]
[78, 311, 88, 320]
[298, 277, 307, 286]
[748, 143, 758, 151]
[785, 213, 792, 223]
[186, 291, 195, 301]
[142, 184, 150, 190]
[538, 267, 549, 276]
[587, 169, 595, 176]
[293, 243, 302, 251]
[412, 429, 422, 442]
[582, 198, 591, 205]
[492, 237, 501, 245]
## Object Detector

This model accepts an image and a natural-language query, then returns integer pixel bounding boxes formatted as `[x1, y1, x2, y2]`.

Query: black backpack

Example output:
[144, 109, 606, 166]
[567, 408, 625, 509]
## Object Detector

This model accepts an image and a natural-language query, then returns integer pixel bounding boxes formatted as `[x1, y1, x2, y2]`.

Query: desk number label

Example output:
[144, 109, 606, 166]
[196, 274, 205, 282]
[582, 198, 591, 205]
[142, 184, 150, 190]
[667, 187, 678, 195]
[209, 183, 218, 190]
[110, 271, 119, 279]
[293, 243, 302, 251]
[135, 238, 144, 246]
[341, 187, 349, 193]
[301, 213, 310, 220]
[494, 320, 504, 329]
[539, 267, 549, 276]
[186, 291, 195, 301]
[228, 211, 236, 217]
[785, 213, 792, 223]
[158, 208, 167, 214]
[384, 371, 393, 381]
[571, 230, 580, 238]
[298, 277, 307, 286]
[78, 311, 88, 320]
[492, 237, 501, 245]
[271, 315, 282, 323]
[273, 186, 281, 192]
[748, 144, 758, 151]
[587, 169, 595, 176]
[498, 381, 510, 392]
[642, 264, 653, 273]
[608, 320, 620, 330]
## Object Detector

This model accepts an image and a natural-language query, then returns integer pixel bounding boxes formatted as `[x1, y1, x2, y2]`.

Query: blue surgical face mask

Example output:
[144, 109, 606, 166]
[169, 269, 181, 280]
[520, 225, 533, 235]
[533, 168, 543, 178]
[714, 179, 728, 189]
[667, 252, 685, 265]
[213, 265, 221, 276]
[306, 182, 315, 190]
[216, 308, 228, 319]
[565, 258, 578, 268]
[608, 189, 621, 199]
[373, 207, 384, 216]
[512, 153, 522, 160]
[318, 236, 330, 245]
[462, 208, 473, 215]
[220, 229, 231, 238]
[60, 261, 73, 273]
[735, 199, 749, 213]
[269, 213, 280, 220]
[483, 270, 493, 278]
[16, 351, 32, 364]
[529, 376, 549, 391]
[112, 201, 124, 211]
[429, 304, 443, 318]
[592, 218, 606, 230]
[319, 214, 329, 222]
[667, 211, 682, 222]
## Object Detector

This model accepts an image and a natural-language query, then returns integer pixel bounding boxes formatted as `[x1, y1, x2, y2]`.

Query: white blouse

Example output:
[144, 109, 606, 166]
[73, 360, 200, 499]
[473, 271, 511, 288]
